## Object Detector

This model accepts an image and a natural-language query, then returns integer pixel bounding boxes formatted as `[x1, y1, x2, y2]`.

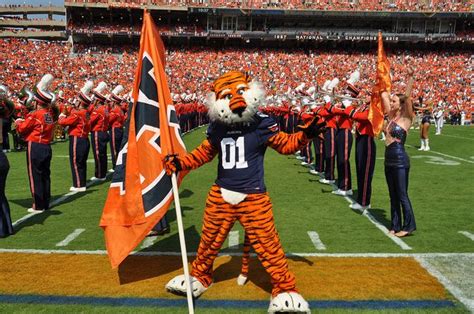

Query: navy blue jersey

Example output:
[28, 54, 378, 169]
[207, 113, 279, 194]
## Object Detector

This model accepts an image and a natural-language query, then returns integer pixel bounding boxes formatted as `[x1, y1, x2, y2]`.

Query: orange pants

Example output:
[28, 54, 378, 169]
[191, 185, 297, 296]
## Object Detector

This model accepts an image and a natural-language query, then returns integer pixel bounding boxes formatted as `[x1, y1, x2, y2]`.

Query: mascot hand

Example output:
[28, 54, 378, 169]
[164, 154, 182, 175]
[298, 115, 326, 138]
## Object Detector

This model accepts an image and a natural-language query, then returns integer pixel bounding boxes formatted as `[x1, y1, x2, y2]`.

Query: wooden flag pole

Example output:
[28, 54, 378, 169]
[171, 172, 195, 314]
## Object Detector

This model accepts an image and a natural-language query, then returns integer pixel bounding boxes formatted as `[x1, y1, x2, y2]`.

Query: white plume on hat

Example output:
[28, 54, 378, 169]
[81, 80, 94, 96]
[306, 86, 316, 95]
[112, 85, 124, 96]
[37, 74, 54, 92]
[295, 83, 306, 93]
[321, 80, 332, 92]
[94, 81, 107, 94]
[328, 78, 339, 92]
[347, 70, 360, 85]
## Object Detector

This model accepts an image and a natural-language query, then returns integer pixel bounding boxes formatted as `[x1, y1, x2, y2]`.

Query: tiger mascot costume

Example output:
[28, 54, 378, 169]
[164, 71, 325, 313]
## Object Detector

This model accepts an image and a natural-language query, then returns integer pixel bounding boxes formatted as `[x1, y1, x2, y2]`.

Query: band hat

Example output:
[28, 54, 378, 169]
[34, 74, 55, 105]
[78, 80, 94, 105]
[93, 81, 108, 103]
[110, 85, 124, 102]
[346, 70, 360, 98]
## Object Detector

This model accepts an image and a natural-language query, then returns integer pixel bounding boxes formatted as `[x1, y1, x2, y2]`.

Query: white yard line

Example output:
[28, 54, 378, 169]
[326, 181, 412, 250]
[0, 248, 472, 258]
[13, 175, 111, 228]
[458, 231, 474, 242]
[307, 231, 327, 250]
[406, 145, 474, 164]
[228, 231, 239, 249]
[442, 134, 474, 141]
[415, 256, 474, 312]
[140, 236, 158, 249]
[55, 229, 85, 247]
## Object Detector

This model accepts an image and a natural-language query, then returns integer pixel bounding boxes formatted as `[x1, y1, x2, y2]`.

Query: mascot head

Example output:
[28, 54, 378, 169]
[206, 71, 265, 124]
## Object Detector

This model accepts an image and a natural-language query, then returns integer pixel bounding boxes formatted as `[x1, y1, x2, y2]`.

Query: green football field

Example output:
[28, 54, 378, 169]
[0, 124, 473, 313]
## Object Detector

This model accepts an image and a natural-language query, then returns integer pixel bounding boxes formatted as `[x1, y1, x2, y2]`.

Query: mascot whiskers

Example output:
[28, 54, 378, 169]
[164, 71, 325, 313]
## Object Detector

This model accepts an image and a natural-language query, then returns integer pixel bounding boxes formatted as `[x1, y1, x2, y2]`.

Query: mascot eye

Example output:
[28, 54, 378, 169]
[237, 88, 245, 95]
[224, 94, 232, 100]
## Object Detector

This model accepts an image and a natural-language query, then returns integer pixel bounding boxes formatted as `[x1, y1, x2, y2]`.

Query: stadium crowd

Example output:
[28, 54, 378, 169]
[1, 39, 471, 116]
[65, 0, 472, 12]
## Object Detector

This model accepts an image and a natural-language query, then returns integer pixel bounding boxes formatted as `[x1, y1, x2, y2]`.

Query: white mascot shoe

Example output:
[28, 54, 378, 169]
[237, 274, 248, 286]
[165, 275, 208, 298]
[268, 292, 310, 313]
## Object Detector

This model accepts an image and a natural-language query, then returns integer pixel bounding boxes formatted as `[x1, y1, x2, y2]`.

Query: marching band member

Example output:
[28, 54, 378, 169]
[381, 67, 417, 238]
[108, 85, 125, 170]
[309, 103, 325, 175]
[89, 82, 110, 181]
[344, 99, 376, 211]
[15, 74, 57, 213]
[434, 101, 444, 135]
[328, 71, 360, 196]
[0, 85, 14, 237]
[58, 81, 92, 192]
[318, 78, 340, 184]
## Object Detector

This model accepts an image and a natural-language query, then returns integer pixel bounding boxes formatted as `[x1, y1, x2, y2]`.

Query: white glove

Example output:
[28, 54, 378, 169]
[59, 113, 67, 119]
[323, 95, 332, 104]
[342, 99, 352, 108]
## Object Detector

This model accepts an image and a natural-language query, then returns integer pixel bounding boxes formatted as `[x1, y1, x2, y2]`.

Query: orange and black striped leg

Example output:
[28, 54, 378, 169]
[237, 193, 297, 297]
[191, 186, 237, 287]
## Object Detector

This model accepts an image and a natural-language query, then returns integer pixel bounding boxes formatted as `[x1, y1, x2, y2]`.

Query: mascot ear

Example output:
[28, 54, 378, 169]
[245, 71, 251, 83]
[205, 92, 216, 108]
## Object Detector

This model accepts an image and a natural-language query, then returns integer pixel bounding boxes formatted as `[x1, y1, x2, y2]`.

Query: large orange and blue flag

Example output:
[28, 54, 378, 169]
[100, 11, 187, 268]
[368, 32, 392, 136]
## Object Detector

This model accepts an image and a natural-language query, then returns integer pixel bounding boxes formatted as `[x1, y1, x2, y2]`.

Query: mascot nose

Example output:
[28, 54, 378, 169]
[229, 97, 247, 114]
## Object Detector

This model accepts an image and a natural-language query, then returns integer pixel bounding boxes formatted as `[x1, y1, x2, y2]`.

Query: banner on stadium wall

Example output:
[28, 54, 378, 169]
[100, 10, 187, 269]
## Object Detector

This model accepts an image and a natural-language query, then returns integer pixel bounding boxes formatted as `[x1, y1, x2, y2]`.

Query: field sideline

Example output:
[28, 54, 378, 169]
[0, 124, 472, 313]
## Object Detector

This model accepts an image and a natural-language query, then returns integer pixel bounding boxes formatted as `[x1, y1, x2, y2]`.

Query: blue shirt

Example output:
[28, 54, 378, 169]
[207, 113, 279, 194]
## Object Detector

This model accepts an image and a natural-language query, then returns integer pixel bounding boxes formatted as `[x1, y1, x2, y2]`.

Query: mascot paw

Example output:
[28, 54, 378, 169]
[165, 275, 208, 298]
[237, 274, 248, 286]
[268, 292, 310, 313]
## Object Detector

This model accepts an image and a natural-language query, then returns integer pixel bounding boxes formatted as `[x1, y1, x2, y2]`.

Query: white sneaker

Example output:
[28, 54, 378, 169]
[319, 178, 335, 184]
[296, 156, 305, 160]
[349, 203, 371, 211]
[268, 292, 310, 313]
[165, 275, 208, 298]
[27, 208, 44, 214]
[301, 161, 309, 166]
[309, 169, 320, 175]
[69, 186, 76, 192]
[108, 169, 115, 173]
[424, 146, 430, 151]
[91, 176, 106, 181]
[332, 189, 353, 196]
[236, 274, 248, 286]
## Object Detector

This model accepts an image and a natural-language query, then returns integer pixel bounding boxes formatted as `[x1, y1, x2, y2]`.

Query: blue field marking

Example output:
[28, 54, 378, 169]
[0, 294, 455, 309]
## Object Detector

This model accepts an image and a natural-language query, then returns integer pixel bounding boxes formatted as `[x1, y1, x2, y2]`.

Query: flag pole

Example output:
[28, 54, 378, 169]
[171, 172, 195, 314]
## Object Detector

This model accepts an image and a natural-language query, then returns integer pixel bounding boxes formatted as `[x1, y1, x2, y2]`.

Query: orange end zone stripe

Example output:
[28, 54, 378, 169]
[0, 254, 448, 301]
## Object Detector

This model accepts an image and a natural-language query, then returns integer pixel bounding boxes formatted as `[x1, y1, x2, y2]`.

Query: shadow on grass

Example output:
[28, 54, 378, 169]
[118, 225, 201, 285]
[13, 209, 62, 232]
[368, 207, 391, 228]
[213, 255, 314, 294]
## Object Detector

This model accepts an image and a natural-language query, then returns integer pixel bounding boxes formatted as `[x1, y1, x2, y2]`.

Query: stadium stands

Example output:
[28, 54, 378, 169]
[0, 39, 471, 116]
[65, 0, 473, 12]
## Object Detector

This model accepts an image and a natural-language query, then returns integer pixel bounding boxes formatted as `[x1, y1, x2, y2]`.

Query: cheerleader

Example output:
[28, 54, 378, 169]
[418, 109, 431, 151]
[381, 67, 417, 237]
